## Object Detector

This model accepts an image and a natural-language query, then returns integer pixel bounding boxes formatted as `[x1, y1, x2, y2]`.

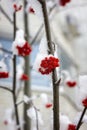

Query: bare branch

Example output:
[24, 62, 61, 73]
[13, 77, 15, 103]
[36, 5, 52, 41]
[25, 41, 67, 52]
[0, 5, 18, 30]
[0, 5, 13, 24]
[0, 86, 13, 93]
[0, 47, 12, 54]
[30, 3, 56, 46]
[12, 11, 20, 130]
[76, 107, 87, 130]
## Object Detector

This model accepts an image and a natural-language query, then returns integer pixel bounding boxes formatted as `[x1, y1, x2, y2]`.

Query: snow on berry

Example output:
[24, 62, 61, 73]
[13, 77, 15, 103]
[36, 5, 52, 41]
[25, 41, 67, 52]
[17, 61, 29, 81]
[12, 29, 32, 56]
[61, 70, 77, 88]
[3, 108, 16, 130]
[33, 54, 59, 75]
[39, 55, 59, 75]
[27, 106, 43, 125]
[59, 0, 71, 6]
[40, 93, 48, 104]
[51, 114, 76, 130]
[60, 114, 71, 130]
[0, 60, 9, 78]
[33, 53, 47, 72]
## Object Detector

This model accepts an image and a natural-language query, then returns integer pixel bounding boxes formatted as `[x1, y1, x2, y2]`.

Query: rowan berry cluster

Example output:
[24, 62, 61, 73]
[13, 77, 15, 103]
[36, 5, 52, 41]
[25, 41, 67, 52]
[39, 56, 59, 75]
[16, 42, 32, 56]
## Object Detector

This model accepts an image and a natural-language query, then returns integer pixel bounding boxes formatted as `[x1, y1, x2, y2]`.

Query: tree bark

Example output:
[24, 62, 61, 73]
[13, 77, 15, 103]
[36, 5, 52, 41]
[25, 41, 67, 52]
[23, 0, 31, 130]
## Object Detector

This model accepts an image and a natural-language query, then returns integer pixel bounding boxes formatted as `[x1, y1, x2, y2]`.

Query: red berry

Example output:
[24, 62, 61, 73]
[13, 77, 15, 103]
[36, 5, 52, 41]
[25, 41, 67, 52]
[59, 0, 71, 6]
[66, 81, 77, 87]
[0, 72, 9, 78]
[20, 74, 29, 80]
[13, 4, 17, 9]
[45, 103, 52, 108]
[68, 124, 76, 130]
[29, 7, 35, 13]
[82, 98, 87, 107]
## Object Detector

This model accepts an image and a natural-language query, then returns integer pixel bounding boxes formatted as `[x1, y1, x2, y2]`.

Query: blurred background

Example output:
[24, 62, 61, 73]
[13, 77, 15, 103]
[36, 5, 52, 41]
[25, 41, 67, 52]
[0, 0, 87, 130]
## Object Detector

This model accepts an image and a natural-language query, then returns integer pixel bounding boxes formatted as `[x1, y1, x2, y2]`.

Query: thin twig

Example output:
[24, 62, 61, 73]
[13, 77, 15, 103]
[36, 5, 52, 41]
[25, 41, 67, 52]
[30, 3, 56, 46]
[23, 1, 31, 130]
[0, 48, 12, 54]
[0, 5, 13, 24]
[0, 86, 12, 93]
[30, 24, 43, 46]
[0, 5, 18, 30]
[76, 107, 87, 130]
[12, 11, 20, 130]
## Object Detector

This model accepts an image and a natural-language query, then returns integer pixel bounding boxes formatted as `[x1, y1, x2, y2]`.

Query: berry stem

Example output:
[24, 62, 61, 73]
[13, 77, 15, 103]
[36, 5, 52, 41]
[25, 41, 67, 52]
[13, 11, 20, 130]
[76, 107, 87, 130]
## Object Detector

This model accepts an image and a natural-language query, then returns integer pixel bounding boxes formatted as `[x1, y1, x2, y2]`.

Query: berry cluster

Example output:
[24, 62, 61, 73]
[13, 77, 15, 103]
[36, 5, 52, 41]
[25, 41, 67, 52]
[13, 4, 22, 12]
[59, 0, 71, 6]
[39, 56, 59, 75]
[16, 42, 32, 56]
[68, 124, 76, 130]
[0, 72, 9, 78]
[82, 98, 87, 108]
[66, 81, 77, 88]
[20, 74, 29, 81]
